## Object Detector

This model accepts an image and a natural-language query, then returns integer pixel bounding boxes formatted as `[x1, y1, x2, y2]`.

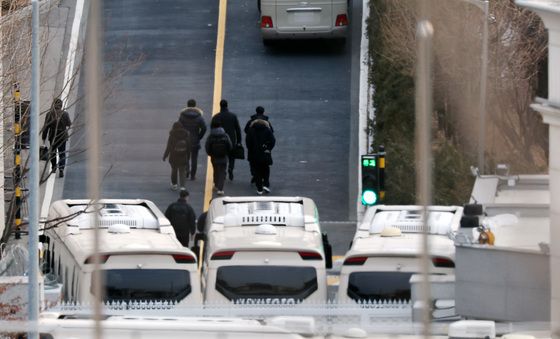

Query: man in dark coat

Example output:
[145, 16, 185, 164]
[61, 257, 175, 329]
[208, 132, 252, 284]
[205, 119, 232, 195]
[165, 189, 197, 247]
[211, 99, 241, 181]
[244, 106, 273, 183]
[179, 99, 207, 180]
[163, 122, 191, 191]
[246, 119, 275, 195]
[41, 98, 72, 178]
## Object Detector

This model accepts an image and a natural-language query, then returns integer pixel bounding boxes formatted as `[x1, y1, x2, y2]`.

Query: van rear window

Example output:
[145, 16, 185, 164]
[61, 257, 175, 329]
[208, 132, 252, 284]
[347, 272, 414, 302]
[216, 266, 317, 302]
[98, 269, 191, 302]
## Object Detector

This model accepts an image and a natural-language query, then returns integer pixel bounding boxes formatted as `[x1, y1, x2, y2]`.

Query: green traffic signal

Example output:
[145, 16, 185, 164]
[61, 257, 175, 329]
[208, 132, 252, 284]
[362, 158, 376, 167]
[361, 189, 378, 205]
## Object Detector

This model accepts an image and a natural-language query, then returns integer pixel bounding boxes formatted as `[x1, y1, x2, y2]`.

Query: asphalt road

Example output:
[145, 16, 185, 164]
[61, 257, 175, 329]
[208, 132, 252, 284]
[63, 0, 359, 254]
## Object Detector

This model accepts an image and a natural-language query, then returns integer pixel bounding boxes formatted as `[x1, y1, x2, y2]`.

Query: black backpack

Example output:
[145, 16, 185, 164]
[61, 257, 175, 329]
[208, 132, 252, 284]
[174, 138, 189, 154]
[211, 136, 229, 157]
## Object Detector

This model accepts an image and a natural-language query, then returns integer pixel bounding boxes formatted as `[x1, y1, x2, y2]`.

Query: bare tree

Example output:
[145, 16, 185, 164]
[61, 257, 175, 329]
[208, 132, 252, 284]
[373, 0, 547, 174]
[1, 0, 143, 245]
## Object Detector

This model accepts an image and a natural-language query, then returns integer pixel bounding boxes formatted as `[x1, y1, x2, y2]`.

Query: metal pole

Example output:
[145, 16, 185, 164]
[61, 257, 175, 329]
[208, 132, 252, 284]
[0, 4, 5, 242]
[28, 1, 40, 338]
[477, 0, 489, 173]
[415, 20, 434, 338]
[13, 85, 22, 241]
[86, 0, 104, 338]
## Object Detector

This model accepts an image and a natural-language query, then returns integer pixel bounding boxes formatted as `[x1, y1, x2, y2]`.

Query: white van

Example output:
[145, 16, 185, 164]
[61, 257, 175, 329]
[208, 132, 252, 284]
[201, 196, 331, 304]
[259, 0, 349, 43]
[337, 205, 462, 304]
[40, 199, 202, 304]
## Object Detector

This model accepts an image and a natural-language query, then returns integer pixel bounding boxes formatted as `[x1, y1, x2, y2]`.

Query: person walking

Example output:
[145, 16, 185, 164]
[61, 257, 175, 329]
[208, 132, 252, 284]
[246, 118, 275, 195]
[205, 119, 232, 195]
[163, 122, 191, 191]
[41, 98, 72, 178]
[244, 106, 273, 184]
[179, 99, 207, 180]
[211, 99, 241, 181]
[164, 189, 197, 247]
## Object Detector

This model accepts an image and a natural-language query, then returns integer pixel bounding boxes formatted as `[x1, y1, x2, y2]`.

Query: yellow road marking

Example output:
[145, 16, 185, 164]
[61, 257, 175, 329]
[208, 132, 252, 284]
[204, 0, 228, 211]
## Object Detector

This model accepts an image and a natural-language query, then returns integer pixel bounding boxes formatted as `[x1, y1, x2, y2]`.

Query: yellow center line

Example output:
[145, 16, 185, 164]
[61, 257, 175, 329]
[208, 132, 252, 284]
[204, 0, 228, 211]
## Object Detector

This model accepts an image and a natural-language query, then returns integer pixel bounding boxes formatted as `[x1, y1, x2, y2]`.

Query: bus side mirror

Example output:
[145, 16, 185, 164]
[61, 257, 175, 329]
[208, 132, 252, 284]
[322, 232, 333, 269]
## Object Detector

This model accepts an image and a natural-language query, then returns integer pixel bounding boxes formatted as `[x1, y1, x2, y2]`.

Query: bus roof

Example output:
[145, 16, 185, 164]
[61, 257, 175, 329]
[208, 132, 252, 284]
[46, 199, 193, 265]
[206, 196, 323, 254]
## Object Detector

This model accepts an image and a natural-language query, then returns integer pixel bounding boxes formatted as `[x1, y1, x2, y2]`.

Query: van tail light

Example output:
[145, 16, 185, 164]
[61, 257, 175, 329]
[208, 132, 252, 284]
[173, 254, 196, 264]
[431, 256, 455, 268]
[84, 254, 110, 265]
[343, 256, 367, 266]
[261, 16, 273, 28]
[211, 250, 235, 260]
[298, 251, 322, 260]
[335, 14, 348, 26]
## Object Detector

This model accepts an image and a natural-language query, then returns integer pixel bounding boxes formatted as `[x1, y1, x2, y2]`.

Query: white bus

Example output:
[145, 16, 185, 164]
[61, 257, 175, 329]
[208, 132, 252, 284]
[259, 0, 349, 44]
[40, 199, 202, 304]
[21, 313, 321, 338]
[201, 196, 332, 304]
[337, 205, 462, 304]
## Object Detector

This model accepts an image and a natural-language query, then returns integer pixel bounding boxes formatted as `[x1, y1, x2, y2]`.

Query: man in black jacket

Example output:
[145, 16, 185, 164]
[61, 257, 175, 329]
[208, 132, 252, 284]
[41, 98, 72, 178]
[244, 106, 273, 183]
[211, 99, 241, 181]
[165, 189, 197, 247]
[246, 119, 275, 195]
[179, 99, 207, 180]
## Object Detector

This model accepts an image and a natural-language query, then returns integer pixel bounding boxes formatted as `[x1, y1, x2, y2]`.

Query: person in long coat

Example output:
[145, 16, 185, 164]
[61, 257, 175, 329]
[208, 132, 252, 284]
[246, 119, 275, 194]
[244, 106, 273, 183]
[163, 122, 191, 190]
[179, 99, 207, 180]
[41, 98, 72, 178]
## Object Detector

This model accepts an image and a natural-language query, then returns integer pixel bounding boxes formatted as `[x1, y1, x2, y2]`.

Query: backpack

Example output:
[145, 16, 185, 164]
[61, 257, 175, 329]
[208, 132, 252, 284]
[173, 131, 191, 154]
[174, 138, 189, 154]
[211, 136, 229, 157]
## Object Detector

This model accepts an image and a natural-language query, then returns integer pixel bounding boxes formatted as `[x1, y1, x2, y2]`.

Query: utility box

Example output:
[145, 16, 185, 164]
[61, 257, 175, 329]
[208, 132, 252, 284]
[455, 244, 550, 321]
[456, 173, 551, 322]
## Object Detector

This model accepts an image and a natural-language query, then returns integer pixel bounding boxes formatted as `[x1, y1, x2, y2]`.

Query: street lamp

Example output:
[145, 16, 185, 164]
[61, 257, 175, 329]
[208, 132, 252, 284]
[462, 0, 490, 174]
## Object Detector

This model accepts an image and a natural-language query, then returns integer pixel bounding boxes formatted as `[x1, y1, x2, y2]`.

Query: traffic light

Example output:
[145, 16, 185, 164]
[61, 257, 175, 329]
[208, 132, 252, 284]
[361, 154, 379, 206]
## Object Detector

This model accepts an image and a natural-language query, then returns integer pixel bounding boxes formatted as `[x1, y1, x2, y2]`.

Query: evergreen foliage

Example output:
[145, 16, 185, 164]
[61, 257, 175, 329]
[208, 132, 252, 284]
[368, 0, 474, 205]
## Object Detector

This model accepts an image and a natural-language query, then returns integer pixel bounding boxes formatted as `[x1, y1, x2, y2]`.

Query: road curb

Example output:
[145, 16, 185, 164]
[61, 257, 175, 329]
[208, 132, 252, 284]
[357, 0, 373, 221]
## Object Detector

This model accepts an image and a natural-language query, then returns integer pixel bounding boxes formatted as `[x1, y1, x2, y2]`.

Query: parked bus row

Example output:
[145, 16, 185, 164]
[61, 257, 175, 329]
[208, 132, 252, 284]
[39, 197, 461, 305]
